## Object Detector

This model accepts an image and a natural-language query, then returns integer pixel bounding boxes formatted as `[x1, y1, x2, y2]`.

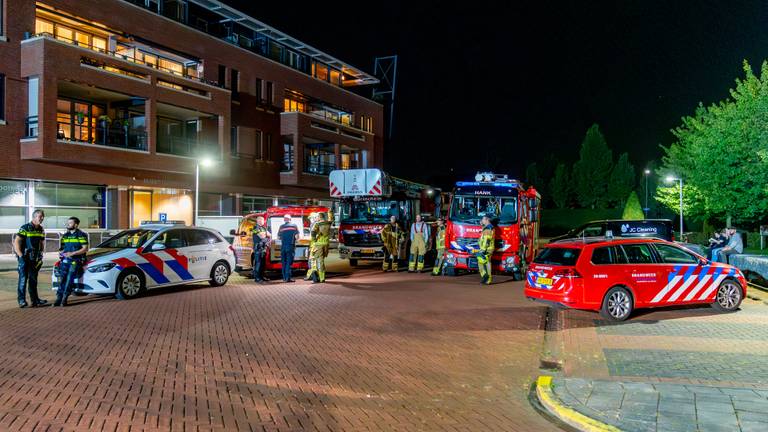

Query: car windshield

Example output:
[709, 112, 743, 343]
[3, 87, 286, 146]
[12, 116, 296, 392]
[450, 195, 517, 225]
[341, 200, 398, 223]
[97, 229, 158, 249]
[534, 247, 581, 266]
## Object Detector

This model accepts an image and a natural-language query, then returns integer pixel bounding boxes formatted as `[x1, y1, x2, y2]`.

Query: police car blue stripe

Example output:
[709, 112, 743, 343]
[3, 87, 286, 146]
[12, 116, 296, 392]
[697, 267, 726, 301]
[166, 260, 194, 281]
[668, 265, 702, 302]
[137, 262, 170, 284]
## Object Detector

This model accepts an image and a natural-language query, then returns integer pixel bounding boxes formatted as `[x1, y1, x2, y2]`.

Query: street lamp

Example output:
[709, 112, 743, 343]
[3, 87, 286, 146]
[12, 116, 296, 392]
[665, 175, 683, 239]
[643, 169, 651, 218]
[195, 157, 214, 226]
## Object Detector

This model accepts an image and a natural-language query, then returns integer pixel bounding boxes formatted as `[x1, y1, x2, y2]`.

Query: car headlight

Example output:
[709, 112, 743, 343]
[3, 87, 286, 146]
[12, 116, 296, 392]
[504, 256, 516, 267]
[444, 253, 456, 265]
[87, 263, 117, 273]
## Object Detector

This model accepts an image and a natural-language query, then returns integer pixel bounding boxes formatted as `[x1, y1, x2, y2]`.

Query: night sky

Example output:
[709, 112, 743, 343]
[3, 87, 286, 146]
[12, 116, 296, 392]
[227, 0, 768, 188]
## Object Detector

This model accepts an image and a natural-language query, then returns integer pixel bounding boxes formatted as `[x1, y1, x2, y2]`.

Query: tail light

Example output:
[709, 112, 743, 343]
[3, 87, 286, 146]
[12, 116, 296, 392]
[554, 268, 582, 278]
[338, 230, 344, 244]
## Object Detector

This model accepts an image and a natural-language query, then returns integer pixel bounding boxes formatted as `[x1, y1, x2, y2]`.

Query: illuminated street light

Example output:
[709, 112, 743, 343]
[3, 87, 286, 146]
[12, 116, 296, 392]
[643, 169, 651, 218]
[665, 175, 684, 239]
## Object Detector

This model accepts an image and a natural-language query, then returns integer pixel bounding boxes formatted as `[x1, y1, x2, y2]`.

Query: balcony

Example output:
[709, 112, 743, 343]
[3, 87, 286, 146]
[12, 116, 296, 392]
[156, 102, 220, 158]
[304, 139, 335, 176]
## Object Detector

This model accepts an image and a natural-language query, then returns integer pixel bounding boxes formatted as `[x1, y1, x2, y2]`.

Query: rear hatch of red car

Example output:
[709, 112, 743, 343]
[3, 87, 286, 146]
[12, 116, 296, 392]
[527, 246, 582, 291]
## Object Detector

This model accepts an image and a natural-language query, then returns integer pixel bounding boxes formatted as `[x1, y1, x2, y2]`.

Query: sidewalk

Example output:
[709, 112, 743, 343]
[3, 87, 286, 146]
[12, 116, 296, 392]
[0, 252, 60, 272]
[537, 377, 768, 432]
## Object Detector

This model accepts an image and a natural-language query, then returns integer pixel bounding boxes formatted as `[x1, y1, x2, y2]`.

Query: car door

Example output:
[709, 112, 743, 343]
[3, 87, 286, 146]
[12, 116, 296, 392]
[183, 229, 215, 280]
[650, 243, 706, 306]
[617, 242, 664, 306]
[140, 229, 189, 286]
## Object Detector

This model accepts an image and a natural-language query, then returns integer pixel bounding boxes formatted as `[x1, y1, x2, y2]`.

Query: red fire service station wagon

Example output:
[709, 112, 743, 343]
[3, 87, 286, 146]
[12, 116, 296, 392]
[524, 237, 747, 321]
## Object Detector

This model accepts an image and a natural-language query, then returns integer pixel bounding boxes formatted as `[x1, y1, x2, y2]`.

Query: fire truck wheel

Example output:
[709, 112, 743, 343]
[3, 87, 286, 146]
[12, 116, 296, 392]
[443, 266, 457, 276]
[349, 259, 358, 267]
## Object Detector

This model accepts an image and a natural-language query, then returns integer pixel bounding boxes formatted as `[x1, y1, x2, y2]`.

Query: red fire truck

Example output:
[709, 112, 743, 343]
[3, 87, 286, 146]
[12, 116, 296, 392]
[443, 172, 541, 279]
[329, 169, 441, 266]
[231, 205, 330, 272]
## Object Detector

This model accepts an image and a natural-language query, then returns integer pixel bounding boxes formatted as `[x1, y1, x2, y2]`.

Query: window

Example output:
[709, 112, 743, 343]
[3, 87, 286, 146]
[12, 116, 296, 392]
[231, 69, 239, 98]
[329, 69, 341, 86]
[255, 78, 262, 101]
[265, 81, 273, 105]
[254, 130, 263, 160]
[265, 133, 272, 160]
[218, 64, 226, 88]
[282, 136, 294, 172]
[0, 74, 5, 122]
[314, 63, 329, 81]
[33, 182, 106, 228]
[654, 244, 698, 264]
[591, 246, 628, 265]
[230, 126, 238, 155]
[185, 229, 216, 246]
[620, 244, 655, 264]
[27, 77, 39, 137]
[152, 229, 187, 249]
[533, 248, 581, 266]
[199, 192, 222, 216]
[35, 18, 54, 35]
[0, 0, 3, 36]
[242, 196, 272, 214]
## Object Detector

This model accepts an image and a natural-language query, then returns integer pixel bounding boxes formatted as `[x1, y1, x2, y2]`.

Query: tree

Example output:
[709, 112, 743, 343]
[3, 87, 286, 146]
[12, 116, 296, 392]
[621, 191, 645, 220]
[658, 60, 768, 226]
[572, 124, 613, 209]
[525, 162, 542, 189]
[549, 163, 571, 209]
[607, 153, 636, 208]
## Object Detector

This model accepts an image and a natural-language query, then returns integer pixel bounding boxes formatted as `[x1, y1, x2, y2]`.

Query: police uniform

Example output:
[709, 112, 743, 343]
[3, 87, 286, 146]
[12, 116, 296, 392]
[308, 220, 331, 283]
[16, 222, 46, 307]
[477, 224, 495, 285]
[409, 220, 430, 272]
[380, 222, 403, 271]
[252, 224, 269, 282]
[432, 224, 446, 276]
[56, 229, 89, 306]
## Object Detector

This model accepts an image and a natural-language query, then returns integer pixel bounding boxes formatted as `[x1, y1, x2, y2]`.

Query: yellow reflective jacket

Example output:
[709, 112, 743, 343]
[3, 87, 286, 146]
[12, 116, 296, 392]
[478, 225, 495, 255]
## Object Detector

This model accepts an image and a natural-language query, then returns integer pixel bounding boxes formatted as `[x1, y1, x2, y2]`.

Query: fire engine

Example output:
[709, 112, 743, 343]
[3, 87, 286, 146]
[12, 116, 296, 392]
[329, 169, 441, 266]
[443, 172, 541, 279]
[230, 205, 329, 272]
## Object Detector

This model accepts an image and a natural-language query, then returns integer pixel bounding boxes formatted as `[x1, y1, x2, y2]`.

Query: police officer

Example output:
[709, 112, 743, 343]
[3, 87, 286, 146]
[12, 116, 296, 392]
[277, 215, 299, 282]
[14, 209, 48, 308]
[476, 215, 495, 285]
[308, 213, 331, 283]
[380, 215, 403, 272]
[432, 217, 447, 276]
[252, 215, 270, 283]
[55, 217, 89, 306]
[409, 214, 430, 273]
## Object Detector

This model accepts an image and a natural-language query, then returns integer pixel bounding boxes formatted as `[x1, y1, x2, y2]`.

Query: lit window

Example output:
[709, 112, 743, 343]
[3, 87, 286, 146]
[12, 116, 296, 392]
[158, 58, 183, 76]
[35, 18, 54, 35]
[75, 31, 89, 47]
[329, 69, 341, 86]
[283, 99, 290, 112]
[315, 64, 328, 81]
[92, 36, 106, 52]
[55, 25, 73, 42]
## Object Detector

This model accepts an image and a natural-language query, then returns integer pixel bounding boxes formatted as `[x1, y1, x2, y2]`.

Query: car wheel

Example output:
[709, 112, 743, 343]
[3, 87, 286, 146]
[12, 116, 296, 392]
[600, 286, 634, 321]
[349, 259, 358, 267]
[711, 279, 743, 312]
[116, 269, 145, 300]
[443, 266, 457, 277]
[209, 261, 230, 287]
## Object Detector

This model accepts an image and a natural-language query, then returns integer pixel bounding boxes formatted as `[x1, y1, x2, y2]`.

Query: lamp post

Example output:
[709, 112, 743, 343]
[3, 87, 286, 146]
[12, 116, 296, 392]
[643, 169, 651, 218]
[195, 157, 214, 226]
[665, 175, 683, 239]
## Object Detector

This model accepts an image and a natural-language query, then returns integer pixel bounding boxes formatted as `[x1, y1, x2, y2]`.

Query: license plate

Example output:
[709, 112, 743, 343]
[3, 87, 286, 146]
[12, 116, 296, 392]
[536, 277, 553, 286]
[361, 249, 375, 254]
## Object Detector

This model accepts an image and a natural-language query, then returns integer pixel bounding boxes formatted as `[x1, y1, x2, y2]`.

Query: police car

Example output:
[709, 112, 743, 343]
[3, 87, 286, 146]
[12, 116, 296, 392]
[52, 222, 236, 300]
[524, 237, 747, 321]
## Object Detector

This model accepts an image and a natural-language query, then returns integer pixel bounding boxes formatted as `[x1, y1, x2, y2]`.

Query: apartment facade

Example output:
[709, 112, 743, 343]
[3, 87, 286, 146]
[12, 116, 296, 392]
[0, 0, 382, 230]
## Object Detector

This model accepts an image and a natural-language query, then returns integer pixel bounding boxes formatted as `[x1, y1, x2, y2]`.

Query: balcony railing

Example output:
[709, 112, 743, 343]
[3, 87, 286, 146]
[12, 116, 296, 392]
[27, 32, 221, 88]
[157, 136, 218, 158]
[57, 121, 148, 151]
[303, 157, 335, 176]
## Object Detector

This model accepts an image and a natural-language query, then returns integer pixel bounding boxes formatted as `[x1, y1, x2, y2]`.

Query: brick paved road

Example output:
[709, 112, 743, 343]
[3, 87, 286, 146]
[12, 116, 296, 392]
[0, 261, 558, 431]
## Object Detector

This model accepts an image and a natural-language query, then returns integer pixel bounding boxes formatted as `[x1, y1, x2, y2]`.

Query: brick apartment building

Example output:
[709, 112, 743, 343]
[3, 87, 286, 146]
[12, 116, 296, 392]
[0, 0, 382, 231]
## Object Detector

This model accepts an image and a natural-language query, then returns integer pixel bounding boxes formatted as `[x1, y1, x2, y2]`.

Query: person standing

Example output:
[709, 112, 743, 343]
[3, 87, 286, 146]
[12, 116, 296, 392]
[14, 209, 48, 308]
[55, 217, 89, 306]
[308, 213, 331, 283]
[380, 215, 403, 272]
[251, 215, 270, 283]
[432, 217, 447, 276]
[408, 214, 430, 273]
[476, 215, 495, 285]
[304, 213, 319, 281]
[278, 215, 299, 282]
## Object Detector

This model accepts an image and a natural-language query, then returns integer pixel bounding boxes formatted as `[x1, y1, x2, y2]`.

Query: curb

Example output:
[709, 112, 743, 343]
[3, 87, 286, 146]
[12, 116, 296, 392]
[535, 376, 621, 432]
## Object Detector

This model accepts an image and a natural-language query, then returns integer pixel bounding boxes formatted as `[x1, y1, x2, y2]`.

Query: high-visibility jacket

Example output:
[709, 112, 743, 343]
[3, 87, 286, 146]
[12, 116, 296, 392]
[478, 224, 495, 255]
[311, 221, 331, 246]
[435, 226, 446, 251]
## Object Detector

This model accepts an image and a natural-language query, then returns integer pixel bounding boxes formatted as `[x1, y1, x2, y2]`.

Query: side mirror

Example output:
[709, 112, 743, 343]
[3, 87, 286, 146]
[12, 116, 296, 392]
[150, 243, 166, 251]
[229, 229, 237, 236]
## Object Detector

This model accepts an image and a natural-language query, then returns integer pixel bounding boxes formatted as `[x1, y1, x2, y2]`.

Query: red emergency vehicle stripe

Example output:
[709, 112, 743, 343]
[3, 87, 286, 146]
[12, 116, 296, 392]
[141, 253, 166, 275]
[163, 248, 189, 270]
[112, 257, 136, 269]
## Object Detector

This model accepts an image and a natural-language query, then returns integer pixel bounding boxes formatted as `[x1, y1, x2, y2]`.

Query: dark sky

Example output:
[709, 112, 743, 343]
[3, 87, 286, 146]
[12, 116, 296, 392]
[227, 0, 768, 187]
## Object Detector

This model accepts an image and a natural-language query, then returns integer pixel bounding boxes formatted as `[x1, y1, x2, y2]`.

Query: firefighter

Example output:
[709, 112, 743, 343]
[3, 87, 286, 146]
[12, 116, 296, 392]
[55, 217, 89, 306]
[380, 215, 403, 271]
[409, 214, 430, 273]
[476, 215, 495, 285]
[14, 209, 48, 308]
[431, 217, 446, 276]
[308, 213, 331, 283]
[304, 212, 319, 281]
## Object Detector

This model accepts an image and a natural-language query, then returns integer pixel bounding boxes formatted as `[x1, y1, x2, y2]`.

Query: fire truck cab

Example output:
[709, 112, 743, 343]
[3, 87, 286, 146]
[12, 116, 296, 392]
[231, 205, 330, 272]
[443, 172, 541, 279]
[329, 169, 441, 266]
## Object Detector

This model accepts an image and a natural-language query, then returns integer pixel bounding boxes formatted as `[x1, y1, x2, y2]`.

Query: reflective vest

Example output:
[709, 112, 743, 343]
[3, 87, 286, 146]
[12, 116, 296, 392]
[435, 226, 446, 250]
[478, 225, 495, 255]
[312, 221, 331, 246]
